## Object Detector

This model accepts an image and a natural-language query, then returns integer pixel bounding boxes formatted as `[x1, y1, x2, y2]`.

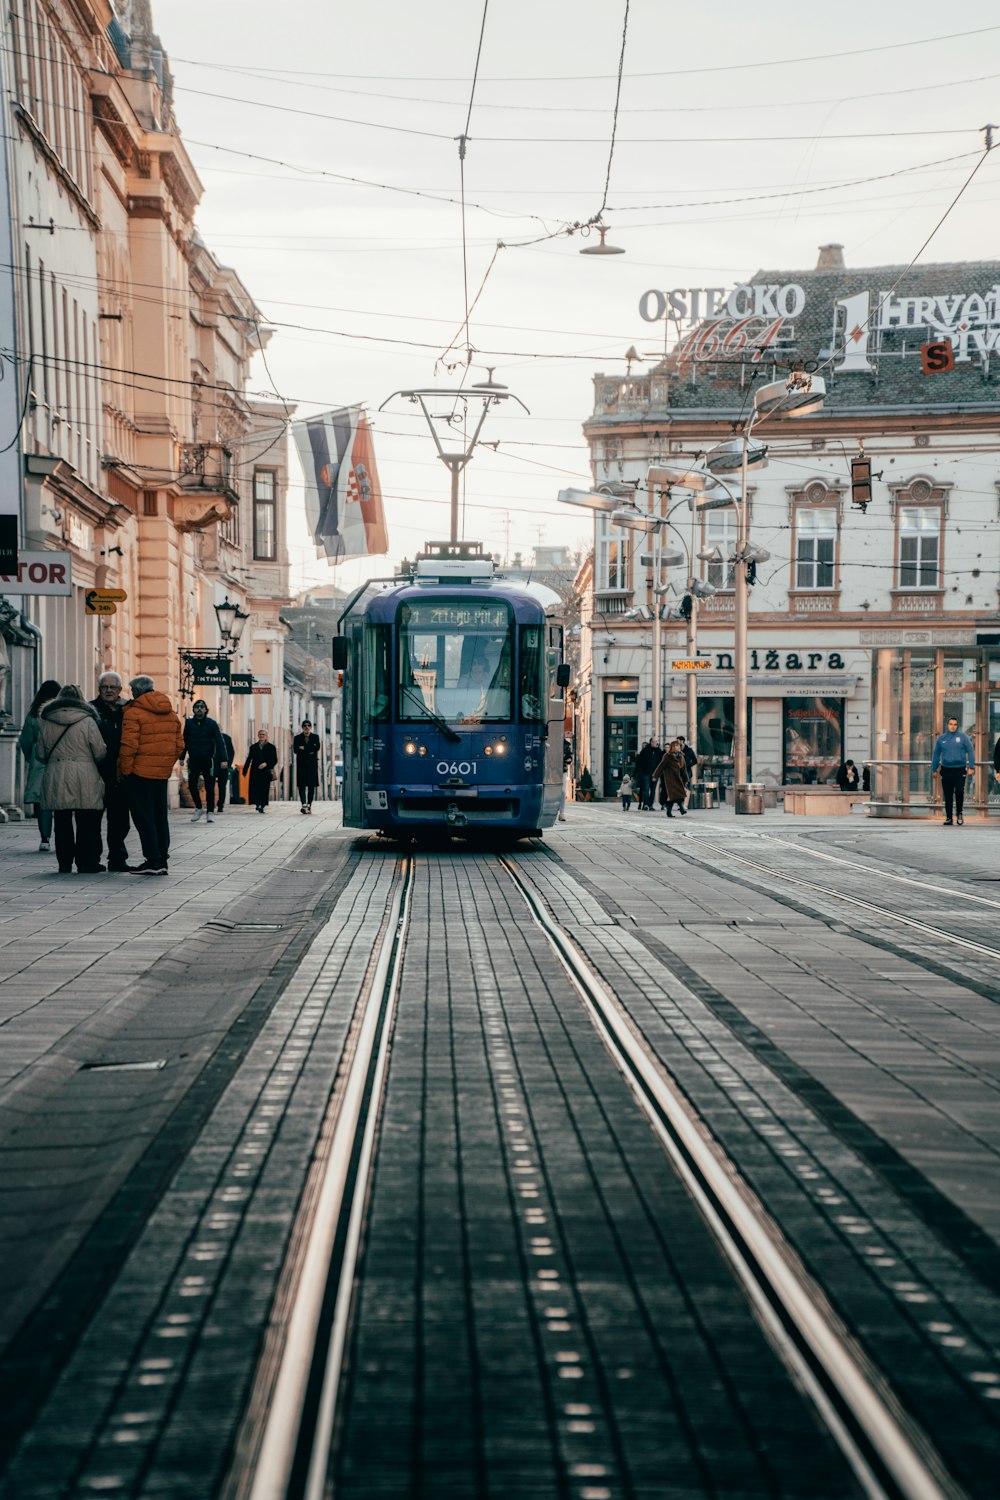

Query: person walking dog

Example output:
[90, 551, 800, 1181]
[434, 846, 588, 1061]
[182, 700, 229, 824]
[18, 678, 61, 852]
[36, 685, 107, 873]
[293, 720, 321, 813]
[119, 676, 185, 873]
[244, 730, 278, 813]
[931, 716, 975, 826]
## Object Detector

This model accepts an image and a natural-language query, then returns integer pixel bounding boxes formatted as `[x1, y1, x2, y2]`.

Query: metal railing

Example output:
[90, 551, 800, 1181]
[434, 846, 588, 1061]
[867, 758, 1000, 816]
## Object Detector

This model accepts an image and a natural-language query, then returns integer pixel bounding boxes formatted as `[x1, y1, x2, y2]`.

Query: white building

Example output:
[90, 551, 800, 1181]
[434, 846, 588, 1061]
[580, 246, 1000, 814]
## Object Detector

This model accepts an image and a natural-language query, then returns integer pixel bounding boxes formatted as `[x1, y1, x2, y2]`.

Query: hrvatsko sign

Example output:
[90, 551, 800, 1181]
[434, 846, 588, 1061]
[639, 281, 1000, 369]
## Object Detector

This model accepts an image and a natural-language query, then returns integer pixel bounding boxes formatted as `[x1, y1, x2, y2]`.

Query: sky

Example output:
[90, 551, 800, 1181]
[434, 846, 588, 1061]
[154, 0, 1000, 592]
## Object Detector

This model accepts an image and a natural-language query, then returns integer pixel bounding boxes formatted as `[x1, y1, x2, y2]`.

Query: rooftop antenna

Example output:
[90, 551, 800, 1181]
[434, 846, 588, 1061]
[381, 384, 529, 544]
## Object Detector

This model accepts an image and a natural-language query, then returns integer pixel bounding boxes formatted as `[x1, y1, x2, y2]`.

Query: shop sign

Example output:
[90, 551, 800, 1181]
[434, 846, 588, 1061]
[612, 691, 638, 704]
[671, 659, 713, 671]
[252, 685, 272, 695]
[229, 672, 254, 694]
[0, 550, 72, 595]
[706, 649, 847, 672]
[191, 658, 231, 686]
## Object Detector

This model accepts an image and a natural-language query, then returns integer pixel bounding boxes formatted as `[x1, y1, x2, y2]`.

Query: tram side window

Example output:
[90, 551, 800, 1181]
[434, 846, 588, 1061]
[520, 625, 546, 721]
[365, 624, 391, 721]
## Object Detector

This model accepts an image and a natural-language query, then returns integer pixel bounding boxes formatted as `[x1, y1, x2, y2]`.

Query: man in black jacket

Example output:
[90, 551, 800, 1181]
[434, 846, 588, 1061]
[215, 730, 235, 812]
[293, 720, 321, 813]
[182, 700, 229, 824]
[91, 671, 132, 871]
[634, 738, 661, 811]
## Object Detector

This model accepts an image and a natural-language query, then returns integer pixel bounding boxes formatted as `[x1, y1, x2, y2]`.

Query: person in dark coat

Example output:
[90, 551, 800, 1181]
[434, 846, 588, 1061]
[634, 738, 661, 811]
[293, 719, 321, 813]
[90, 671, 131, 870]
[653, 739, 689, 818]
[182, 700, 229, 823]
[836, 760, 860, 792]
[215, 732, 235, 816]
[36, 685, 107, 872]
[244, 729, 278, 812]
[18, 678, 61, 851]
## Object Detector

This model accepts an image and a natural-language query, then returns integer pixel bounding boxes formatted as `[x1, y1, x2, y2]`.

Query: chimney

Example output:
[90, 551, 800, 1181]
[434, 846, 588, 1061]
[816, 244, 845, 271]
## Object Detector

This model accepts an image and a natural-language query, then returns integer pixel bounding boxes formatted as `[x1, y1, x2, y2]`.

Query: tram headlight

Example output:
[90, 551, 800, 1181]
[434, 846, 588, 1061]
[404, 741, 417, 755]
[494, 742, 506, 756]
[418, 744, 427, 756]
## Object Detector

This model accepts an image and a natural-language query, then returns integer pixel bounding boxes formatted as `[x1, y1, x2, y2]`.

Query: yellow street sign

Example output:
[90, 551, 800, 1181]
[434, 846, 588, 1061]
[90, 588, 127, 602]
[671, 659, 713, 671]
[85, 593, 117, 615]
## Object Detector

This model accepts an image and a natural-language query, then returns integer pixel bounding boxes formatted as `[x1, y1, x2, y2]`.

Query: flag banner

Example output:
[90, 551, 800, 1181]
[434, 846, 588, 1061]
[292, 405, 389, 561]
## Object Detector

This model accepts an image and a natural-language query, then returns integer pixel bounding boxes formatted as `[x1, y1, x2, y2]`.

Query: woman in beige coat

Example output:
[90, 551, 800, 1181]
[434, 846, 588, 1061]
[36, 684, 107, 873]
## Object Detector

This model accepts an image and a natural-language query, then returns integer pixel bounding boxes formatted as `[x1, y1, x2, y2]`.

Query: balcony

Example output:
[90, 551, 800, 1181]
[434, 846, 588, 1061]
[592, 589, 635, 620]
[593, 375, 670, 415]
[172, 442, 239, 531]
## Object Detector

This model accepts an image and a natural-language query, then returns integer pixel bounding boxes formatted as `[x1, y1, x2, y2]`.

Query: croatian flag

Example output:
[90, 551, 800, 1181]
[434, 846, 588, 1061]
[293, 406, 389, 561]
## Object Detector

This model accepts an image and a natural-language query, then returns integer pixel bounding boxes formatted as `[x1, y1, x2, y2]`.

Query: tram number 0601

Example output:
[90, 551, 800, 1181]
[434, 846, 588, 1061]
[437, 760, 477, 776]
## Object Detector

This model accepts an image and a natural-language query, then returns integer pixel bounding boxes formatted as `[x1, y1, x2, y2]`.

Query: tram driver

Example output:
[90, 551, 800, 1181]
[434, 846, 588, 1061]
[457, 657, 506, 721]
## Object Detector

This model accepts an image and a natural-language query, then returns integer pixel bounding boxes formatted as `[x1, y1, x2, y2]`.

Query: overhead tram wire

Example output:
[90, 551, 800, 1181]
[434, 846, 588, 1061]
[167, 23, 1000, 83]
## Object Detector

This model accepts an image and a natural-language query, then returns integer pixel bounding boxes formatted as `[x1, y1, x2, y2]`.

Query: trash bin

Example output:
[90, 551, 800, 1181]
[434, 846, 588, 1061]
[702, 781, 718, 810]
[735, 783, 764, 815]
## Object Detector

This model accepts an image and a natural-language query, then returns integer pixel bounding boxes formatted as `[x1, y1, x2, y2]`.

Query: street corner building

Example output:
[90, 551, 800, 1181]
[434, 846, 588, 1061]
[575, 244, 1000, 817]
[0, 1, 340, 816]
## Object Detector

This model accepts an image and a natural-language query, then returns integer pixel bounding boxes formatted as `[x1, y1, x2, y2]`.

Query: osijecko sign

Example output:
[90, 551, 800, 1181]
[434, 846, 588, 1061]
[639, 281, 1000, 369]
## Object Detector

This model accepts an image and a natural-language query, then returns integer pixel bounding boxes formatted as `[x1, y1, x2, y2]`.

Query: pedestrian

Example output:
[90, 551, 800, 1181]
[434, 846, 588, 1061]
[653, 739, 690, 818]
[293, 719, 321, 813]
[862, 764, 871, 793]
[930, 715, 975, 826]
[35, 684, 107, 873]
[182, 699, 229, 825]
[836, 759, 860, 792]
[618, 772, 634, 811]
[216, 729, 235, 813]
[119, 675, 185, 874]
[677, 733, 698, 807]
[90, 671, 132, 871]
[634, 737, 660, 811]
[244, 729, 278, 813]
[18, 678, 61, 852]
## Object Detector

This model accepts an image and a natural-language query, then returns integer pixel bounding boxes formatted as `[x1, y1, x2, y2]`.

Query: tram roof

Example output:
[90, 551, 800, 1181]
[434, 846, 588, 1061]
[343, 574, 563, 623]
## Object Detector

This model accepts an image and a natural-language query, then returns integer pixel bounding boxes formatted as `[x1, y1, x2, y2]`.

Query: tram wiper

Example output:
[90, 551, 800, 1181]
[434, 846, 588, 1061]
[401, 686, 462, 743]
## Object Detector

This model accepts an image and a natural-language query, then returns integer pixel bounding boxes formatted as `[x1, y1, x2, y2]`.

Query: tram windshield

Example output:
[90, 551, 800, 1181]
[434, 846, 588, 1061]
[398, 599, 514, 723]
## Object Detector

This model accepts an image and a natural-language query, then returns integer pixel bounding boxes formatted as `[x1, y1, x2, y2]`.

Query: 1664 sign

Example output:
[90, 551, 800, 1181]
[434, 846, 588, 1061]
[639, 283, 806, 366]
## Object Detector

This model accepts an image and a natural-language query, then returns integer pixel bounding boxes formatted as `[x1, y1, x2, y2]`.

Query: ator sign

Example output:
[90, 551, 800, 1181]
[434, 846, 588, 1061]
[0, 552, 72, 595]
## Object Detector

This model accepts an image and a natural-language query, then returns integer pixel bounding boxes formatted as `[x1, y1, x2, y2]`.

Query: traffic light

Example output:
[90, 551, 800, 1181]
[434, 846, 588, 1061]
[851, 451, 874, 512]
[336, 670, 344, 688]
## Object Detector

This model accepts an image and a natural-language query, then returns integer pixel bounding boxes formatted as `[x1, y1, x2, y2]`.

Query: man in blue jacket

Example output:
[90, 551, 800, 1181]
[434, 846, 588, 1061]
[930, 715, 975, 825]
[182, 700, 229, 824]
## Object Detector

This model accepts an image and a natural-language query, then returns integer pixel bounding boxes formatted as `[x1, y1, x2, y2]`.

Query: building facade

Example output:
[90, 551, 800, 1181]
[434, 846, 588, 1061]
[0, 1, 296, 810]
[580, 246, 1000, 815]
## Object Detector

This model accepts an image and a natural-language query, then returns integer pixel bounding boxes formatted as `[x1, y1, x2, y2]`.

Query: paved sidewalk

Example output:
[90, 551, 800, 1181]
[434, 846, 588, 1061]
[0, 802, 357, 1356]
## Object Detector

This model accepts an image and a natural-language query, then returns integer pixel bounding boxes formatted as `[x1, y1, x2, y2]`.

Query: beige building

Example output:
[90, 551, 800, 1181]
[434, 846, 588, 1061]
[0, 0, 295, 808]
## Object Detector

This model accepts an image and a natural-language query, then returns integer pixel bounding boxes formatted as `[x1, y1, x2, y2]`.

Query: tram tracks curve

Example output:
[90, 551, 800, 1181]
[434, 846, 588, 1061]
[237, 843, 967, 1500]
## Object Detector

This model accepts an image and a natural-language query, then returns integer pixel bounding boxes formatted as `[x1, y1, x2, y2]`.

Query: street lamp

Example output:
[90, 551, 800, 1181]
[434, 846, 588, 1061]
[215, 596, 250, 652]
[708, 370, 826, 812]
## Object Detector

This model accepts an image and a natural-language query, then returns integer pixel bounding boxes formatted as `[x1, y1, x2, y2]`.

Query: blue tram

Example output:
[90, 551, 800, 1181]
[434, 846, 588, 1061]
[332, 542, 569, 839]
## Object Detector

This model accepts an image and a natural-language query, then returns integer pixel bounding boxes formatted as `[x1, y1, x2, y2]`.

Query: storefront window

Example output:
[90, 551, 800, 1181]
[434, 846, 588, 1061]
[697, 696, 750, 784]
[783, 697, 844, 784]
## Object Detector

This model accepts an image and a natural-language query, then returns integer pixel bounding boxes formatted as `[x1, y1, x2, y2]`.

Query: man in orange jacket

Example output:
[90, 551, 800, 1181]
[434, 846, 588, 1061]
[119, 675, 185, 875]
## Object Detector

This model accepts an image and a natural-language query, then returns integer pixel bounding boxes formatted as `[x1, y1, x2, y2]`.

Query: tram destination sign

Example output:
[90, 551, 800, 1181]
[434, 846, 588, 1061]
[403, 601, 510, 628]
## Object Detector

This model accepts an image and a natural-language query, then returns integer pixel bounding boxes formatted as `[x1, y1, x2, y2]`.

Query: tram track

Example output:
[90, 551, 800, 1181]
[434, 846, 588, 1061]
[635, 826, 1000, 974]
[235, 842, 969, 1500]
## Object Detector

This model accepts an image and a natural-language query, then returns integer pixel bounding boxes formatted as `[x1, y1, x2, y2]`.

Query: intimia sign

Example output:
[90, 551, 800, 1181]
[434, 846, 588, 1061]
[639, 283, 1000, 368]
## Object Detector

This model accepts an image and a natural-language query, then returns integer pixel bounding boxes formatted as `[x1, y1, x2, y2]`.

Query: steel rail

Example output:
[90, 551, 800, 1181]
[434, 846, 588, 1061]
[500, 855, 966, 1500]
[759, 833, 1000, 912]
[246, 856, 414, 1500]
[669, 835, 1000, 965]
